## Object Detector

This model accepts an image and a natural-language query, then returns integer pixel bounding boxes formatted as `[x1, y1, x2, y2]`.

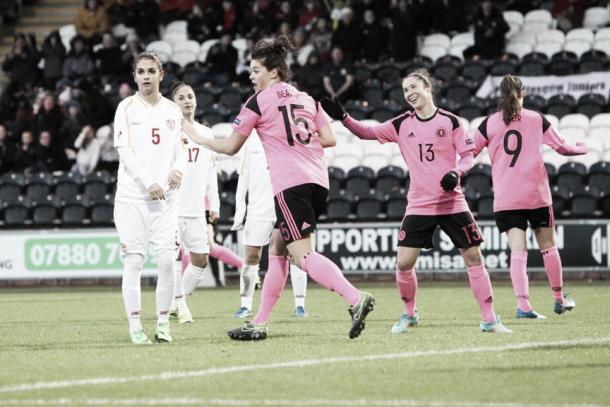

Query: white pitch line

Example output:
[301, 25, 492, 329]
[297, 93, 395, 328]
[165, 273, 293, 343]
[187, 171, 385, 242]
[1, 336, 609, 395]
[0, 399, 607, 407]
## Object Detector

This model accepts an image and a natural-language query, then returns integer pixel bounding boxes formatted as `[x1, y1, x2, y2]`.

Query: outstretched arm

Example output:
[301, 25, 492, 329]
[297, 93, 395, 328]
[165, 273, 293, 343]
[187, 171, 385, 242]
[184, 120, 247, 156]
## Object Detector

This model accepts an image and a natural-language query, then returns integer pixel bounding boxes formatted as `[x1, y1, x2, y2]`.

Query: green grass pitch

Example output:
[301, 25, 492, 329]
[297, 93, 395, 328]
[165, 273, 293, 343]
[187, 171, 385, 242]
[0, 281, 609, 406]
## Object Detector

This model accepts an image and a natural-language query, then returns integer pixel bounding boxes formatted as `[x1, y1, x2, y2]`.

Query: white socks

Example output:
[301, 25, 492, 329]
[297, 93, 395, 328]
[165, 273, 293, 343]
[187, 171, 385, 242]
[240, 264, 260, 309]
[182, 263, 207, 296]
[290, 264, 307, 308]
[122, 253, 145, 333]
[173, 260, 189, 314]
[155, 250, 175, 324]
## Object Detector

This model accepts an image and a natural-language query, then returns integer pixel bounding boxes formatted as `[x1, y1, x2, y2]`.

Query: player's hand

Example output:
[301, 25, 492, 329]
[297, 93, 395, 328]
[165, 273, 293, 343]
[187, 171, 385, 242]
[182, 119, 197, 138]
[320, 97, 347, 120]
[208, 210, 220, 224]
[168, 170, 182, 190]
[147, 183, 165, 200]
[440, 171, 459, 192]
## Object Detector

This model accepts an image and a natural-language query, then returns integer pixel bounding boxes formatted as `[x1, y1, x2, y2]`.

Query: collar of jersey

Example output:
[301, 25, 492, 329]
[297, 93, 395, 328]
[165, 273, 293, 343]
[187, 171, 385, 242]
[135, 92, 163, 108]
[414, 108, 438, 122]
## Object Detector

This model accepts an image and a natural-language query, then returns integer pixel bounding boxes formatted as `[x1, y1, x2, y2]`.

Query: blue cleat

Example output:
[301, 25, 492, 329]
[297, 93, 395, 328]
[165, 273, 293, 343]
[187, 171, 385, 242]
[554, 296, 576, 315]
[516, 308, 547, 319]
[480, 316, 513, 333]
[294, 306, 308, 318]
[390, 313, 419, 334]
[233, 307, 252, 319]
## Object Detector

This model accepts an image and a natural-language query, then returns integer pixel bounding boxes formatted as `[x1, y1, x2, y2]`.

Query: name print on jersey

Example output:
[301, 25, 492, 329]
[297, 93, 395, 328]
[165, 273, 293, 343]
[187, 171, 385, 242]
[277, 89, 292, 98]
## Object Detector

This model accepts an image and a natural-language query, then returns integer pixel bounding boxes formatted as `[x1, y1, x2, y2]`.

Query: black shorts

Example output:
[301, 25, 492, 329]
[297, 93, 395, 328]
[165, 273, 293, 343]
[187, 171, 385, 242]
[274, 183, 328, 244]
[398, 211, 483, 249]
[494, 206, 554, 233]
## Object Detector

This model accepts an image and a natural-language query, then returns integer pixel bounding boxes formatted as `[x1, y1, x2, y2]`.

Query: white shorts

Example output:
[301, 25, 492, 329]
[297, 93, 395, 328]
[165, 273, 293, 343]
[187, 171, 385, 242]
[177, 216, 210, 254]
[114, 199, 178, 257]
[242, 219, 274, 247]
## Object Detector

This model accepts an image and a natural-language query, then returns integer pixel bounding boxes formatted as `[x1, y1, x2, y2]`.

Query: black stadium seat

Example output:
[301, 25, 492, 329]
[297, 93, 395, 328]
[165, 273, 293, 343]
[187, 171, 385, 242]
[490, 60, 517, 76]
[464, 164, 492, 194]
[551, 185, 571, 216]
[544, 162, 557, 185]
[588, 161, 610, 192]
[325, 196, 352, 222]
[375, 64, 402, 85]
[546, 94, 576, 118]
[523, 94, 547, 112]
[461, 60, 488, 83]
[386, 197, 406, 220]
[576, 93, 605, 118]
[346, 166, 375, 196]
[476, 193, 494, 219]
[376, 165, 406, 192]
[556, 162, 587, 190]
[3, 196, 31, 226]
[570, 185, 600, 218]
[356, 197, 383, 221]
[519, 59, 546, 76]
[548, 51, 578, 75]
[432, 60, 459, 82]
[32, 198, 59, 226]
[328, 166, 346, 190]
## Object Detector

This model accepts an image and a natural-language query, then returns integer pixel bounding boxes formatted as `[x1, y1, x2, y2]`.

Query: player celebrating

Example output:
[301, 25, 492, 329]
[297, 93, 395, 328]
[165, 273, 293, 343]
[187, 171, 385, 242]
[322, 69, 511, 334]
[184, 35, 374, 340]
[231, 132, 309, 319]
[473, 75, 586, 318]
[113, 52, 186, 344]
[170, 81, 218, 323]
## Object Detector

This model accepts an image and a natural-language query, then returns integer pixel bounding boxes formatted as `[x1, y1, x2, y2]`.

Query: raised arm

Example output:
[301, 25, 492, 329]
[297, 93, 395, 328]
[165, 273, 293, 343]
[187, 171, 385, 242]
[184, 120, 248, 156]
[320, 98, 396, 142]
[542, 118, 588, 156]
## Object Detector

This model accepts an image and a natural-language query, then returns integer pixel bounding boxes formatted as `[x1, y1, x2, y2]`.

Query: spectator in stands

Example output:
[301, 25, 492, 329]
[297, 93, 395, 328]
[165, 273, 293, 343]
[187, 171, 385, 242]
[552, 0, 586, 31]
[14, 130, 37, 174]
[0, 124, 16, 174]
[62, 35, 96, 84]
[35, 93, 64, 136]
[2, 33, 40, 89]
[35, 130, 67, 172]
[205, 31, 238, 85]
[127, 0, 160, 44]
[75, 0, 110, 46]
[8, 102, 35, 140]
[463, 0, 510, 60]
[390, 0, 418, 62]
[41, 31, 66, 90]
[239, 2, 270, 39]
[187, 5, 212, 43]
[97, 125, 119, 173]
[121, 32, 144, 79]
[506, 0, 543, 15]
[291, 28, 314, 67]
[59, 102, 86, 151]
[274, 1, 298, 32]
[472, 74, 585, 318]
[222, 0, 237, 33]
[360, 9, 388, 62]
[297, 52, 325, 100]
[95, 32, 124, 87]
[0, 82, 28, 124]
[331, 7, 362, 61]
[73, 124, 102, 175]
[71, 79, 114, 129]
[323, 47, 355, 102]
[110, 82, 133, 109]
[310, 17, 333, 60]
[299, 0, 320, 29]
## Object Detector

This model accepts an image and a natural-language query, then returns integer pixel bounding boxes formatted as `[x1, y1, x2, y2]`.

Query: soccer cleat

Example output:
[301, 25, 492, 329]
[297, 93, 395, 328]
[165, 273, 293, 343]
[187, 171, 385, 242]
[554, 296, 576, 315]
[480, 316, 513, 333]
[178, 310, 193, 324]
[390, 313, 419, 334]
[233, 307, 253, 319]
[516, 308, 547, 319]
[170, 306, 179, 318]
[155, 322, 172, 343]
[294, 306, 308, 318]
[130, 329, 152, 345]
[348, 291, 375, 339]
[227, 321, 268, 341]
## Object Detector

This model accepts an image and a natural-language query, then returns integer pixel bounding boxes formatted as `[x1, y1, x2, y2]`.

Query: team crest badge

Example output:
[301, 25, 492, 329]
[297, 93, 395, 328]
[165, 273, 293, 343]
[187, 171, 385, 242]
[166, 119, 175, 130]
[436, 127, 447, 138]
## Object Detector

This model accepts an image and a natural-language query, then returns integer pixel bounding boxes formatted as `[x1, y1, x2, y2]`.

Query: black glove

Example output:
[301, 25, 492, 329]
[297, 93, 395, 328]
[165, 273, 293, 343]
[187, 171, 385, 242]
[440, 171, 459, 192]
[320, 97, 347, 120]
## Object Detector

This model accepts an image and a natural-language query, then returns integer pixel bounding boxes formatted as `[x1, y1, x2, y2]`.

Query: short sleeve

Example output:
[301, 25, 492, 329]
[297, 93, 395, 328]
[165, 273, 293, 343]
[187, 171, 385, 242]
[313, 102, 330, 130]
[232, 94, 261, 137]
[113, 101, 130, 148]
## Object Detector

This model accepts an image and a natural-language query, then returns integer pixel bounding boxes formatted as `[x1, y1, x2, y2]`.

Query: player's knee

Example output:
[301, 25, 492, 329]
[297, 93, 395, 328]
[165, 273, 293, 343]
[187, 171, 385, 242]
[397, 258, 416, 271]
[123, 253, 145, 271]
[246, 252, 261, 265]
[461, 247, 483, 267]
[190, 252, 208, 269]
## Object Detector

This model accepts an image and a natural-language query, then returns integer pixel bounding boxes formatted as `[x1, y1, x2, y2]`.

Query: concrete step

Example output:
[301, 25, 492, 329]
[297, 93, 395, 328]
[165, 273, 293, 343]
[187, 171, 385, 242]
[22, 6, 76, 17]
[20, 15, 74, 25]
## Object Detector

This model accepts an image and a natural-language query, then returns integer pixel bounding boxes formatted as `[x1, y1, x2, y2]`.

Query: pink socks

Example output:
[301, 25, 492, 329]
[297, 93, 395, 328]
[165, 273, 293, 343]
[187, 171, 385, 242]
[252, 255, 289, 324]
[467, 264, 496, 323]
[210, 245, 244, 270]
[301, 252, 360, 305]
[395, 267, 417, 316]
[510, 251, 531, 311]
[542, 246, 564, 301]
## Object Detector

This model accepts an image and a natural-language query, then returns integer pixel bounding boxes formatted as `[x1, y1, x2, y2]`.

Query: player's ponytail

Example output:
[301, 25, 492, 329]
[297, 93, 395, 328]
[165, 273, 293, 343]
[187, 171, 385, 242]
[252, 34, 295, 81]
[499, 74, 523, 125]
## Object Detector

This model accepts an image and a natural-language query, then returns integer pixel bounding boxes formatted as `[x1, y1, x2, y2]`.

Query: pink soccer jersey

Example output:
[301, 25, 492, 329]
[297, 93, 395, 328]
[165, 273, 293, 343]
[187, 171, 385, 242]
[473, 109, 565, 212]
[344, 109, 473, 215]
[232, 82, 330, 195]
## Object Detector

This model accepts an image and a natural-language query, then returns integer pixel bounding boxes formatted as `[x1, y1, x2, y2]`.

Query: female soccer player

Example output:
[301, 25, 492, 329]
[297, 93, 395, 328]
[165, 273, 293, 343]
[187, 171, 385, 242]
[113, 52, 186, 344]
[169, 81, 217, 324]
[231, 132, 309, 319]
[184, 35, 374, 341]
[322, 69, 511, 334]
[472, 75, 586, 318]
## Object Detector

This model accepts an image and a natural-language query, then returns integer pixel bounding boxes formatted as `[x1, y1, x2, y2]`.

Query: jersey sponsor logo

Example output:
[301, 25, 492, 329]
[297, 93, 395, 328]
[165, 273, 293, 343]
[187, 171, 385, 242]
[399, 230, 406, 241]
[301, 221, 311, 230]
[436, 127, 447, 139]
[465, 138, 474, 145]
[407, 132, 415, 138]
[130, 122, 141, 125]
[233, 118, 241, 125]
[166, 119, 175, 130]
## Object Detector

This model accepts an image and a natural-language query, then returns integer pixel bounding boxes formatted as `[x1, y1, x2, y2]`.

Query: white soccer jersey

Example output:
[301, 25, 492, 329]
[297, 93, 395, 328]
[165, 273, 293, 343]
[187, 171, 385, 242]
[179, 122, 218, 217]
[114, 93, 186, 203]
[232, 133, 275, 229]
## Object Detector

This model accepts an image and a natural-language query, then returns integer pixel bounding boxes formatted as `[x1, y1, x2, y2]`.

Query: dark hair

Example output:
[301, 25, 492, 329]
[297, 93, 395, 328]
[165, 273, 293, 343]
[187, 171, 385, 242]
[405, 68, 437, 97]
[132, 51, 163, 73]
[251, 34, 295, 81]
[170, 80, 191, 99]
[499, 74, 523, 125]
